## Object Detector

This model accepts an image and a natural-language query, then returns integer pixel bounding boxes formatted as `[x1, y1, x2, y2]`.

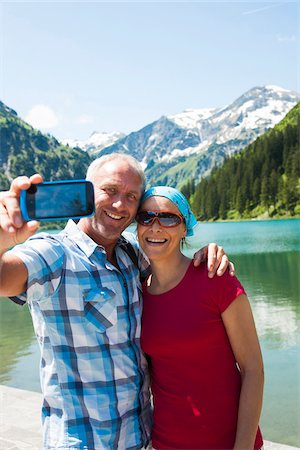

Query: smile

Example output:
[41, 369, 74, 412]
[146, 238, 167, 244]
[105, 210, 124, 220]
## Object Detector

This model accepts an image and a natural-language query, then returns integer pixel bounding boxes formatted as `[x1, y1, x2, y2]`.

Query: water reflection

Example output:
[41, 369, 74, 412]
[233, 252, 300, 349]
[0, 220, 299, 446]
[0, 298, 36, 383]
[253, 298, 298, 349]
[194, 219, 300, 254]
[232, 252, 300, 445]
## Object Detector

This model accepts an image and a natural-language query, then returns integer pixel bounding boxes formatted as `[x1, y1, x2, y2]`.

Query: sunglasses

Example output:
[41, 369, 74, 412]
[135, 210, 184, 228]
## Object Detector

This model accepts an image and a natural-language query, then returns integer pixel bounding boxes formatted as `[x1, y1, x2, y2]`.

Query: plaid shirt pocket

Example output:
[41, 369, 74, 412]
[83, 287, 117, 332]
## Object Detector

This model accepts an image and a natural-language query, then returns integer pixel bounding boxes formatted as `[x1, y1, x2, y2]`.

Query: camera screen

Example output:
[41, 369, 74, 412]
[28, 183, 89, 219]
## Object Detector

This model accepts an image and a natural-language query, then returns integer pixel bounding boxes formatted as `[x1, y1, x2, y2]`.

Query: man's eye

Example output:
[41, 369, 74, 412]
[106, 188, 116, 195]
[127, 193, 137, 201]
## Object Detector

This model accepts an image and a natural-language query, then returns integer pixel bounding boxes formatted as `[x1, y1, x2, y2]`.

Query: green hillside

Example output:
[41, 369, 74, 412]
[185, 103, 300, 220]
[1, 99, 299, 222]
[0, 101, 92, 190]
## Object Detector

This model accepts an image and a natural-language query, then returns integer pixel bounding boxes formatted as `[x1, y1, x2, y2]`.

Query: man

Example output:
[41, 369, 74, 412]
[0, 154, 232, 450]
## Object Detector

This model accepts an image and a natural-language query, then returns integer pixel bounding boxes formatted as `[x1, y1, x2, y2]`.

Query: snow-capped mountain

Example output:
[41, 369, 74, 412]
[62, 130, 125, 153]
[64, 85, 300, 188]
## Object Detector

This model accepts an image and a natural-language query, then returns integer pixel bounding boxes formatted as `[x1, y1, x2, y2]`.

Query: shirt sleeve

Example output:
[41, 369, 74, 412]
[210, 270, 246, 313]
[8, 233, 65, 304]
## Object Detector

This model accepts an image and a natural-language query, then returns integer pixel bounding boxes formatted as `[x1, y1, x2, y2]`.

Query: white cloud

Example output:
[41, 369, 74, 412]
[242, 3, 282, 16]
[75, 115, 95, 125]
[25, 104, 59, 130]
[277, 34, 296, 43]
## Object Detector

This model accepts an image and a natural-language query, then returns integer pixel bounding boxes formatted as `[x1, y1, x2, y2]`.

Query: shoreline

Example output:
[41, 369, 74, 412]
[195, 216, 300, 224]
[38, 217, 300, 233]
[0, 385, 299, 450]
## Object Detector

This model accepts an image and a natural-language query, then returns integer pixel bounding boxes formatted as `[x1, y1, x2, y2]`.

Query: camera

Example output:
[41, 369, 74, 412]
[20, 180, 95, 221]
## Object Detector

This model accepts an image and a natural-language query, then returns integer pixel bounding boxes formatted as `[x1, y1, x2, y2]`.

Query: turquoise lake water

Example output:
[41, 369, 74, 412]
[0, 218, 299, 446]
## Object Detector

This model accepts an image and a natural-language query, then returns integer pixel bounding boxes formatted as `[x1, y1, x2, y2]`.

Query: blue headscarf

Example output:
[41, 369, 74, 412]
[140, 186, 198, 236]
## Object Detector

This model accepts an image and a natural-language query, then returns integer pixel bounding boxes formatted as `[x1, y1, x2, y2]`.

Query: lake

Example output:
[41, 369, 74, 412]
[0, 219, 299, 447]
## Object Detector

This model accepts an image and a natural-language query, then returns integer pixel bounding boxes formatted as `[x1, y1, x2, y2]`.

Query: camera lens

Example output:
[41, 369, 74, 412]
[27, 185, 38, 194]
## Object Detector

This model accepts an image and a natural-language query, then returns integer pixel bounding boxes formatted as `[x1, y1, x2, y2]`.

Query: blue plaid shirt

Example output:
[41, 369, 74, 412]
[9, 220, 152, 450]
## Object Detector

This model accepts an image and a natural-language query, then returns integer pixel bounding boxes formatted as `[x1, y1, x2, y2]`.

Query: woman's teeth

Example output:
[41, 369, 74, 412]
[146, 238, 167, 243]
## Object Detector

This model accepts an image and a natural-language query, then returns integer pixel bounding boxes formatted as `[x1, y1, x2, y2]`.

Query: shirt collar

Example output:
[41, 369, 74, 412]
[63, 220, 131, 258]
[63, 220, 99, 257]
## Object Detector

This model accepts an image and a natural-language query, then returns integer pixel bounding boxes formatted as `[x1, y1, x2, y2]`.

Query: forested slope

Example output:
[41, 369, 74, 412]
[184, 103, 300, 220]
[0, 101, 92, 190]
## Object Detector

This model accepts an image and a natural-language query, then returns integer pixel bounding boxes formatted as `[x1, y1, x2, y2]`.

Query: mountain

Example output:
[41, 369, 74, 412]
[84, 85, 300, 188]
[189, 102, 300, 220]
[1, 84, 299, 195]
[0, 100, 92, 190]
[62, 130, 125, 154]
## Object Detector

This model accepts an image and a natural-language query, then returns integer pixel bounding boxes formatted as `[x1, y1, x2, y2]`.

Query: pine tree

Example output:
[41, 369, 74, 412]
[190, 103, 300, 220]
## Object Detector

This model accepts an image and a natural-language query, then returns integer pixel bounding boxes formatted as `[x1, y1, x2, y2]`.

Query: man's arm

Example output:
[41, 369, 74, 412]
[0, 174, 42, 296]
[126, 230, 234, 279]
[193, 242, 235, 278]
[0, 252, 28, 296]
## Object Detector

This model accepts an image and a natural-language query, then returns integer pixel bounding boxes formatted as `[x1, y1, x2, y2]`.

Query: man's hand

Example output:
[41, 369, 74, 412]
[193, 243, 235, 278]
[0, 174, 42, 252]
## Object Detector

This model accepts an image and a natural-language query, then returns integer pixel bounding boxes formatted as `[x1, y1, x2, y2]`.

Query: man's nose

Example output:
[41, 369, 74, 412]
[112, 195, 125, 208]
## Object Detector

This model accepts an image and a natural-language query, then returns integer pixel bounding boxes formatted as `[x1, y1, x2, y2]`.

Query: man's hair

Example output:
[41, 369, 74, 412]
[86, 153, 146, 193]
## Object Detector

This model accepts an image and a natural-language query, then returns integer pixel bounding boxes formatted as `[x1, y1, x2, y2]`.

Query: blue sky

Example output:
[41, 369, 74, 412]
[0, 1, 298, 140]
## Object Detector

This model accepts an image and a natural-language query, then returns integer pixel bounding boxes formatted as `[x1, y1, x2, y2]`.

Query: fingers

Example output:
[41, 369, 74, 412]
[29, 173, 43, 185]
[228, 260, 235, 276]
[215, 254, 229, 277]
[193, 243, 235, 278]
[0, 188, 23, 231]
[193, 246, 208, 267]
[0, 196, 15, 234]
[15, 220, 40, 244]
[207, 243, 227, 278]
[193, 243, 224, 271]
[0, 174, 43, 232]
[0, 201, 40, 252]
[207, 243, 220, 274]
[9, 174, 43, 194]
[0, 174, 42, 252]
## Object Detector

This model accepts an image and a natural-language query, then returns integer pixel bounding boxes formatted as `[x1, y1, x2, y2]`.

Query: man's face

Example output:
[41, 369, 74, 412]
[86, 160, 143, 245]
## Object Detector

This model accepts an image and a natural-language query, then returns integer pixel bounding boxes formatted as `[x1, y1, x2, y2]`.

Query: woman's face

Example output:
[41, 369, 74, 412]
[137, 196, 186, 262]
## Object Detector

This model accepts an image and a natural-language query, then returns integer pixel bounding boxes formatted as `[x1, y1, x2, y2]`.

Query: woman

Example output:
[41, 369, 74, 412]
[136, 186, 264, 450]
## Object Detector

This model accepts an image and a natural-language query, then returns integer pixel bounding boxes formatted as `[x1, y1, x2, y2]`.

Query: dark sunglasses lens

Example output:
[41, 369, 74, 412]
[158, 212, 182, 227]
[136, 211, 182, 227]
[136, 211, 155, 225]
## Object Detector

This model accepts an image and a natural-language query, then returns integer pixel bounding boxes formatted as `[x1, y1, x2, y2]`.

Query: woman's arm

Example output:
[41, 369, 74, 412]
[222, 294, 264, 450]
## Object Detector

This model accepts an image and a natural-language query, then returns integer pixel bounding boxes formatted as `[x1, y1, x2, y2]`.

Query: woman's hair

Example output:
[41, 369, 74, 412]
[86, 153, 146, 193]
[181, 237, 192, 250]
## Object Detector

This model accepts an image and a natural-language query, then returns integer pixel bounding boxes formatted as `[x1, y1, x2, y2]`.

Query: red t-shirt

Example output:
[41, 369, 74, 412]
[141, 263, 263, 449]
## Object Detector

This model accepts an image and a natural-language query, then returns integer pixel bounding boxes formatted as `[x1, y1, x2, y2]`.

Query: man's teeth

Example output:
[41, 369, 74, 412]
[106, 211, 123, 220]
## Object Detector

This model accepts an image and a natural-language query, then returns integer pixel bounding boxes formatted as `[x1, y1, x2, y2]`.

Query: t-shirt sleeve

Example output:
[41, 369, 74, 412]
[210, 270, 246, 313]
[8, 233, 65, 304]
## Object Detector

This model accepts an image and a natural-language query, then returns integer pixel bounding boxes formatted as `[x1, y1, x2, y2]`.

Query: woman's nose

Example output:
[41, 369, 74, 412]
[150, 217, 162, 230]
